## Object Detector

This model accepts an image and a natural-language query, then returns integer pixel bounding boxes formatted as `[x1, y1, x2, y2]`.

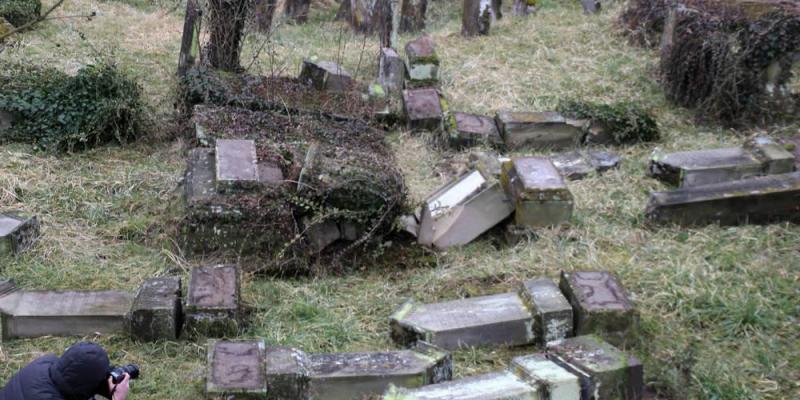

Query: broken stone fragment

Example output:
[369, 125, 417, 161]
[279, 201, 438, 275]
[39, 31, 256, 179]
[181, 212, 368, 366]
[502, 224, 538, 247]
[403, 88, 444, 131]
[405, 35, 439, 87]
[495, 111, 585, 150]
[264, 346, 311, 400]
[501, 157, 574, 228]
[468, 151, 508, 179]
[398, 214, 420, 238]
[519, 278, 573, 344]
[215, 139, 259, 192]
[380, 47, 406, 93]
[298, 59, 354, 92]
[559, 271, 638, 348]
[550, 150, 621, 180]
[449, 112, 504, 149]
[547, 335, 644, 400]
[0, 213, 40, 256]
[129, 277, 182, 342]
[645, 171, 800, 226]
[184, 264, 241, 338]
[206, 339, 268, 399]
[511, 353, 581, 400]
[581, 0, 601, 14]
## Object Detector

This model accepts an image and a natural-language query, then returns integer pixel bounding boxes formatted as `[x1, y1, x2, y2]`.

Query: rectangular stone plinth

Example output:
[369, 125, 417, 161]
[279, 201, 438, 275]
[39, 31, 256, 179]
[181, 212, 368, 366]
[185, 264, 241, 338]
[299, 59, 354, 92]
[380, 47, 406, 93]
[0, 213, 40, 256]
[780, 135, 800, 170]
[547, 335, 643, 400]
[404, 88, 443, 131]
[0, 290, 133, 340]
[551, 150, 621, 180]
[265, 346, 310, 400]
[519, 278, 573, 344]
[501, 157, 573, 228]
[206, 339, 267, 399]
[405, 36, 439, 87]
[645, 171, 800, 226]
[495, 111, 585, 150]
[390, 292, 534, 350]
[215, 139, 259, 192]
[129, 277, 182, 341]
[559, 271, 638, 347]
[745, 136, 796, 174]
[511, 353, 581, 400]
[450, 112, 504, 149]
[307, 344, 452, 400]
[386, 371, 539, 400]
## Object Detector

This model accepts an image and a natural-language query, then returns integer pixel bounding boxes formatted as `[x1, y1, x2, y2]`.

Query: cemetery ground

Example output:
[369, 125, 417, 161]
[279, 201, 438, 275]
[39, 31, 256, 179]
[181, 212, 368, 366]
[1, 0, 798, 399]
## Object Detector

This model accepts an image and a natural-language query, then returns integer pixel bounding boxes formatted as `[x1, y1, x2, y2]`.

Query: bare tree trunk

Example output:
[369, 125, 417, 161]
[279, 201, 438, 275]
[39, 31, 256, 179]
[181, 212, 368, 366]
[285, 0, 312, 23]
[335, 0, 351, 21]
[491, 0, 502, 20]
[208, 0, 251, 72]
[178, 0, 201, 76]
[254, 0, 278, 32]
[463, 0, 491, 36]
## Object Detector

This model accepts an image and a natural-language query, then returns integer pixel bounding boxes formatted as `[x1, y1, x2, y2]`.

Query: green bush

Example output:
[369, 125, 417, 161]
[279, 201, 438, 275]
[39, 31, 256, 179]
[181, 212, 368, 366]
[0, 61, 147, 151]
[0, 0, 41, 27]
[557, 99, 660, 144]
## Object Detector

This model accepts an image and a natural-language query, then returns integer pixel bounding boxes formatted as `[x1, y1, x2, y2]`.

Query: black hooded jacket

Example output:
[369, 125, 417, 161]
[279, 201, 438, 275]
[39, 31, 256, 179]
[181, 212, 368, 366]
[0, 342, 112, 400]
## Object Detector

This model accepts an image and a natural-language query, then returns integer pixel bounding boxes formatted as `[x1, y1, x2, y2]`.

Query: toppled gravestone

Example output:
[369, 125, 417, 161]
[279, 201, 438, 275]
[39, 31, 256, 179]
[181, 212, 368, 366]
[779, 135, 800, 170]
[403, 88, 444, 131]
[405, 35, 439, 87]
[495, 111, 586, 150]
[129, 277, 182, 342]
[645, 171, 800, 226]
[390, 277, 572, 349]
[550, 150, 620, 180]
[215, 139, 261, 191]
[648, 137, 795, 187]
[417, 170, 514, 249]
[385, 353, 582, 400]
[184, 264, 241, 338]
[501, 157, 574, 228]
[560, 271, 638, 348]
[298, 60, 354, 92]
[448, 112, 504, 149]
[206, 340, 452, 399]
[547, 335, 644, 400]
[0, 212, 40, 256]
[380, 47, 406, 93]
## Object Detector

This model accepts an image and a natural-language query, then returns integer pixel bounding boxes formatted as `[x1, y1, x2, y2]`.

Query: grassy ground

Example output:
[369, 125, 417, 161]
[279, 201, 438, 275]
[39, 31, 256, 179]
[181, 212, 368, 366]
[1, 0, 799, 399]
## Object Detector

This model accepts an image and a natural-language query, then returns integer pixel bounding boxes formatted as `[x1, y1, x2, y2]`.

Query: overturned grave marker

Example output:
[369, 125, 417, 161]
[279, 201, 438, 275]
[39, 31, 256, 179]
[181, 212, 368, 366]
[645, 171, 800, 226]
[520, 278, 574, 345]
[495, 111, 585, 150]
[380, 47, 406, 93]
[0, 212, 40, 256]
[184, 264, 241, 338]
[779, 135, 800, 170]
[449, 112, 504, 149]
[264, 346, 311, 399]
[298, 60, 354, 92]
[206, 339, 268, 398]
[551, 150, 621, 180]
[502, 157, 574, 228]
[405, 35, 439, 87]
[130, 277, 182, 342]
[404, 88, 444, 131]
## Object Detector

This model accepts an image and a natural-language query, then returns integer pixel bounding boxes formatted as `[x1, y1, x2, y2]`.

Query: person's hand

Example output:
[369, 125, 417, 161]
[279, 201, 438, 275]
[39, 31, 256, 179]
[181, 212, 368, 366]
[107, 373, 130, 400]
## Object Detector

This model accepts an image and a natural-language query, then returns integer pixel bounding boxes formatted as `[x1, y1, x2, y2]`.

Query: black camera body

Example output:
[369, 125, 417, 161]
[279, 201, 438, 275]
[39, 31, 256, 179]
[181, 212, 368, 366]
[108, 364, 140, 384]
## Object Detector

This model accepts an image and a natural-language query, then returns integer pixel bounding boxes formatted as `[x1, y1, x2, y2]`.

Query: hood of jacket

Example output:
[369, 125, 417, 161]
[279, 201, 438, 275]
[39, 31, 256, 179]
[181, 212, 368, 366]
[49, 342, 110, 400]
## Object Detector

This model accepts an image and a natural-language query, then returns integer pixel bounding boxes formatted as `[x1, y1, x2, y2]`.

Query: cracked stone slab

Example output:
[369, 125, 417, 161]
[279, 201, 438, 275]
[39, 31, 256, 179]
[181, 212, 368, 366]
[184, 264, 241, 338]
[519, 278, 573, 344]
[299, 60, 354, 92]
[0, 213, 40, 256]
[551, 150, 621, 180]
[501, 157, 573, 228]
[403, 88, 443, 131]
[450, 112, 504, 149]
[129, 277, 182, 341]
[495, 111, 585, 150]
[206, 339, 267, 399]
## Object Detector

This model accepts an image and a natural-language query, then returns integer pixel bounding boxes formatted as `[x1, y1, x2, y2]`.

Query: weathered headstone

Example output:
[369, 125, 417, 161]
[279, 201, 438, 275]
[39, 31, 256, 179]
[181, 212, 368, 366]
[559, 271, 638, 347]
[449, 112, 504, 149]
[547, 335, 643, 400]
[495, 112, 585, 150]
[501, 157, 574, 228]
[379, 47, 406, 93]
[129, 277, 182, 342]
[206, 339, 267, 398]
[298, 60, 354, 92]
[184, 264, 241, 338]
[551, 150, 621, 180]
[405, 36, 439, 87]
[215, 139, 259, 192]
[0, 213, 40, 256]
[264, 346, 311, 400]
[511, 353, 581, 400]
[403, 88, 444, 131]
[745, 136, 796, 174]
[581, 0, 601, 14]
[780, 135, 800, 170]
[645, 171, 800, 225]
[519, 278, 573, 344]
[0, 290, 133, 340]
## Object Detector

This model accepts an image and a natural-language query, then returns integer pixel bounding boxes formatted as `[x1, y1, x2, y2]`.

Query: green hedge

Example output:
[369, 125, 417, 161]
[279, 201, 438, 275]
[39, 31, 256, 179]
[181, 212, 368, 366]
[557, 99, 660, 144]
[0, 0, 41, 27]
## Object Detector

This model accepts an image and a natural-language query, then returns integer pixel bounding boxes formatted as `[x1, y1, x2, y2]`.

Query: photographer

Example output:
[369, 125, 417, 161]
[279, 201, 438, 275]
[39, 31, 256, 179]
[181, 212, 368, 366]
[0, 342, 132, 400]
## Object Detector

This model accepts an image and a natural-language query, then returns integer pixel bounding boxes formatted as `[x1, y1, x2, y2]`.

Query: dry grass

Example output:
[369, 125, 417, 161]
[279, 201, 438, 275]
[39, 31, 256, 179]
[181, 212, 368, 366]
[1, 0, 799, 399]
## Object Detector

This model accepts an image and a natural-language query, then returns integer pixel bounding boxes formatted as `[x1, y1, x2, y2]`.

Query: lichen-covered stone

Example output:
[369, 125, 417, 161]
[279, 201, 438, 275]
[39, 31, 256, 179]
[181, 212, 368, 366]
[405, 36, 439, 87]
[744, 136, 796, 174]
[206, 339, 267, 399]
[129, 277, 182, 341]
[265, 346, 311, 400]
[184, 264, 241, 338]
[495, 112, 585, 150]
[501, 157, 573, 228]
[511, 353, 580, 400]
[519, 278, 573, 344]
[450, 112, 504, 149]
[0, 212, 40, 256]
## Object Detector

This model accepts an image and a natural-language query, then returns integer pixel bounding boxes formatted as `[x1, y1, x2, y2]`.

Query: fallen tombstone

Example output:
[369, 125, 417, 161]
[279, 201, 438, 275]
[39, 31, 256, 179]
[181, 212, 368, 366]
[581, 0, 601, 14]
[206, 339, 268, 399]
[649, 137, 795, 187]
[0, 212, 40, 256]
[501, 157, 574, 228]
[405, 35, 440, 88]
[403, 88, 444, 131]
[298, 59, 354, 92]
[559, 271, 638, 348]
[511, 353, 581, 399]
[264, 346, 311, 399]
[390, 277, 572, 349]
[779, 135, 800, 170]
[416, 170, 514, 249]
[215, 139, 260, 192]
[645, 171, 800, 226]
[379, 47, 406, 93]
[495, 111, 586, 150]
[448, 112, 504, 149]
[547, 335, 644, 400]
[550, 150, 621, 180]
[129, 277, 183, 342]
[184, 264, 241, 338]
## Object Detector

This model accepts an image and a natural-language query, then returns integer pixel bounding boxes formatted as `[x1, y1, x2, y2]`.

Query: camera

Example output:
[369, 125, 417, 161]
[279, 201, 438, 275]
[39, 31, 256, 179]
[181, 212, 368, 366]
[108, 364, 140, 384]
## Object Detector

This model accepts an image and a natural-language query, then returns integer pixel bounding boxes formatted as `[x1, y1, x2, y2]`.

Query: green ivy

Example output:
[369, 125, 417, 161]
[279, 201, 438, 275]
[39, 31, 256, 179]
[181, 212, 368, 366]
[0, 0, 41, 27]
[556, 99, 660, 144]
[0, 61, 147, 152]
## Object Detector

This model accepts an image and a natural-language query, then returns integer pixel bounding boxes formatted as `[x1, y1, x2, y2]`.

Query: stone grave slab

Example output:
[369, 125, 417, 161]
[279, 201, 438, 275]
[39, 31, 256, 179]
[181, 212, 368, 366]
[206, 339, 267, 399]
[519, 278, 573, 344]
[386, 371, 540, 400]
[0, 290, 133, 340]
[129, 277, 182, 341]
[501, 157, 574, 228]
[405, 35, 439, 87]
[390, 292, 534, 349]
[380, 47, 406, 93]
[307, 343, 452, 400]
[551, 150, 621, 180]
[495, 111, 585, 150]
[265, 346, 311, 400]
[547, 335, 643, 400]
[511, 353, 581, 400]
[0, 213, 40, 256]
[645, 171, 800, 225]
[779, 135, 800, 170]
[185, 264, 241, 338]
[403, 88, 443, 131]
[299, 59, 354, 92]
[559, 271, 638, 348]
[215, 139, 259, 192]
[745, 136, 796, 174]
[450, 112, 504, 149]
